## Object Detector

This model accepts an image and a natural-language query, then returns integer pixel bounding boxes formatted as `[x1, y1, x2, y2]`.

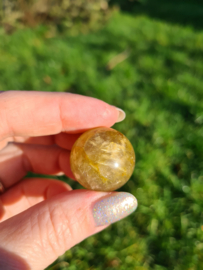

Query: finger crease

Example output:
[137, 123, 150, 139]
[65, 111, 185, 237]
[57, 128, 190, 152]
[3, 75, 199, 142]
[46, 204, 61, 256]
[22, 153, 33, 173]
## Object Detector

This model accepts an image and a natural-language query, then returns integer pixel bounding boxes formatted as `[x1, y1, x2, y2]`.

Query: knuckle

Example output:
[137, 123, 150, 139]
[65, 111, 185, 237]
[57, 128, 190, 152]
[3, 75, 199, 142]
[45, 203, 71, 253]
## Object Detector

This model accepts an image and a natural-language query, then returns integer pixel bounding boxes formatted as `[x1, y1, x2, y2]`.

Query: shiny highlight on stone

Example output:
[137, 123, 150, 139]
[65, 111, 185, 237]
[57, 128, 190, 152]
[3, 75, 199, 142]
[70, 127, 135, 191]
[92, 192, 138, 226]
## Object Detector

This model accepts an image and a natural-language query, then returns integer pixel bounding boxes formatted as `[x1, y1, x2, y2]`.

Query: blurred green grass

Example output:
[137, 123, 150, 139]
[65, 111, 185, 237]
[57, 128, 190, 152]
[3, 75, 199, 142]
[1, 6, 203, 270]
[109, 0, 203, 30]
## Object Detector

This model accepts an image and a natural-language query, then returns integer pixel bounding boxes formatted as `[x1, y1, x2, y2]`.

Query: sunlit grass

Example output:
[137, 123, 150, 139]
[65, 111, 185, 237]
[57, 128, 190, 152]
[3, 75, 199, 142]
[1, 10, 203, 270]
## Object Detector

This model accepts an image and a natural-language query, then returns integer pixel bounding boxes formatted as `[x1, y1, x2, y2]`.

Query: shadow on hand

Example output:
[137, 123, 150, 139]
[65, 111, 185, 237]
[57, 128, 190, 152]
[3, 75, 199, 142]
[0, 156, 64, 221]
[0, 134, 83, 221]
[0, 153, 72, 220]
[0, 247, 30, 270]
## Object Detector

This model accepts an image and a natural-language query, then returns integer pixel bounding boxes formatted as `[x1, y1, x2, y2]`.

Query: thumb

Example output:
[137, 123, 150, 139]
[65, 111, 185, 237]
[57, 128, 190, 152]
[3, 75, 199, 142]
[0, 190, 137, 270]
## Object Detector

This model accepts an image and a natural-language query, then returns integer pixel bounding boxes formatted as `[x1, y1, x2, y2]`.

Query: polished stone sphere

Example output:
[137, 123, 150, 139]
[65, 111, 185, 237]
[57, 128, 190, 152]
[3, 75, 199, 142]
[70, 127, 135, 191]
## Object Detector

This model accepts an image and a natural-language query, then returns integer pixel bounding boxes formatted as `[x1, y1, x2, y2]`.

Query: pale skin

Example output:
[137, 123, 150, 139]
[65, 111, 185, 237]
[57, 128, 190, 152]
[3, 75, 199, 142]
[0, 91, 122, 270]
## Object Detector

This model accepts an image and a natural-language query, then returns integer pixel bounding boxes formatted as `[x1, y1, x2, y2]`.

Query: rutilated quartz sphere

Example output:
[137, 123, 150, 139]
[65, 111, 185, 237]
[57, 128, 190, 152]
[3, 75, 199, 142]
[70, 127, 135, 191]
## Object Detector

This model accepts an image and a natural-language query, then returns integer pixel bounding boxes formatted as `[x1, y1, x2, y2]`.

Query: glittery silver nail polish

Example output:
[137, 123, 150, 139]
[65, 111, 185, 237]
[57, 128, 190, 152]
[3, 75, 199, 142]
[92, 192, 138, 226]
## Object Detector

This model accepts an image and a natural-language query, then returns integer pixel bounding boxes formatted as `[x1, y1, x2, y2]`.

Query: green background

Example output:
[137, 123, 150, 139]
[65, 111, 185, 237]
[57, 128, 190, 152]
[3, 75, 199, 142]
[1, 0, 203, 269]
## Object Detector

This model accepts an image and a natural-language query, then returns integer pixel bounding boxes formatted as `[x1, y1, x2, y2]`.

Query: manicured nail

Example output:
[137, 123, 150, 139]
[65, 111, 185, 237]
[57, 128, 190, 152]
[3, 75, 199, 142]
[115, 107, 126, 123]
[93, 192, 137, 226]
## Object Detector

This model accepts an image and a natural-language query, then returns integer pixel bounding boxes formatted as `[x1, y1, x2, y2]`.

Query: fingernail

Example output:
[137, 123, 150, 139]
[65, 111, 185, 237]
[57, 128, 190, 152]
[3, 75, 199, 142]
[93, 192, 137, 226]
[115, 107, 126, 123]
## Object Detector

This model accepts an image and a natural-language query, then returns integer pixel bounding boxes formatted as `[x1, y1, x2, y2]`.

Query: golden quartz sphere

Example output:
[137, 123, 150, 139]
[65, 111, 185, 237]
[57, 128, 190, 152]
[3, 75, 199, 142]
[70, 127, 135, 191]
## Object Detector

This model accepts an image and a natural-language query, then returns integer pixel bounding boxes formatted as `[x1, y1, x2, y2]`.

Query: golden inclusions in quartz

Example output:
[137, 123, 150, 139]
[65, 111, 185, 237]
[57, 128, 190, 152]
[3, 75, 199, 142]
[70, 127, 135, 191]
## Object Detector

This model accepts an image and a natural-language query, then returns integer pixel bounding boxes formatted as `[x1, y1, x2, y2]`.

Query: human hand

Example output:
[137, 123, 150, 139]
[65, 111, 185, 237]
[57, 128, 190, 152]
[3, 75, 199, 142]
[0, 91, 137, 270]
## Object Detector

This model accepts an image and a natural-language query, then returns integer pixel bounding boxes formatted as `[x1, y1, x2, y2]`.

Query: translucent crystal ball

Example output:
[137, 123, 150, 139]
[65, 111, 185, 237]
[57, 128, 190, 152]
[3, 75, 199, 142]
[70, 127, 135, 191]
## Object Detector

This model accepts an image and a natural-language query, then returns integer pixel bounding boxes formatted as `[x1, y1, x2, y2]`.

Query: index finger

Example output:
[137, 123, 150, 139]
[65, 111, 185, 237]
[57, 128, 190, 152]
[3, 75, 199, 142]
[0, 91, 124, 140]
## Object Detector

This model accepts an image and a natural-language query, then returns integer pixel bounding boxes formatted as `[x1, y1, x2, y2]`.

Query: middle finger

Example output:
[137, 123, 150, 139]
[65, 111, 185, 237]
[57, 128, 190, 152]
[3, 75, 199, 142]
[0, 132, 82, 151]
